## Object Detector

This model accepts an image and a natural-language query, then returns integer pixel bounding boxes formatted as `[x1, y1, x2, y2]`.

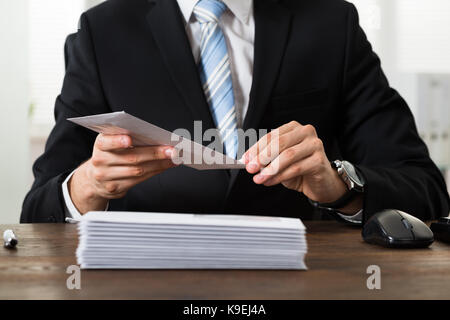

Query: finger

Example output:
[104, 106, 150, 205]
[244, 129, 278, 170]
[252, 128, 311, 172]
[95, 134, 133, 152]
[260, 152, 323, 187]
[92, 159, 176, 182]
[244, 122, 300, 164]
[98, 174, 149, 199]
[102, 146, 175, 166]
[246, 123, 317, 174]
[255, 138, 322, 183]
[244, 121, 317, 173]
[98, 166, 172, 199]
[99, 165, 171, 199]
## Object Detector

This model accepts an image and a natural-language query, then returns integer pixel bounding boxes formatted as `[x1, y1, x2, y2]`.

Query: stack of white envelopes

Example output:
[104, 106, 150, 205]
[76, 212, 307, 270]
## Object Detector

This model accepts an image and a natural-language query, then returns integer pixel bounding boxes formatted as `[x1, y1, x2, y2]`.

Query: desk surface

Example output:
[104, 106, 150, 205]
[1, 221, 449, 300]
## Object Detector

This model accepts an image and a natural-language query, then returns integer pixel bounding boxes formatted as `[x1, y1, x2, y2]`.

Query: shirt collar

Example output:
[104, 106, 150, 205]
[177, 0, 252, 25]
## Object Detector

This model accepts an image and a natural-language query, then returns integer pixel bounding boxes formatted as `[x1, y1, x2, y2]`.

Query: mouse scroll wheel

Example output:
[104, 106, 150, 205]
[401, 218, 413, 230]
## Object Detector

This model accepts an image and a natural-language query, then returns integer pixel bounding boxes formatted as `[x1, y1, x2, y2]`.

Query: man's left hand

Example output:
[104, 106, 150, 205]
[244, 121, 361, 213]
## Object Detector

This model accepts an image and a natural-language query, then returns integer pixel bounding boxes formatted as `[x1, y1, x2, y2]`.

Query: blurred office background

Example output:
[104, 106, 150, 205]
[0, 0, 449, 223]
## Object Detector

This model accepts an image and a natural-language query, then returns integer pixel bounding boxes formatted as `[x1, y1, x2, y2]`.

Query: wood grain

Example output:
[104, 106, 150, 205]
[0, 222, 449, 299]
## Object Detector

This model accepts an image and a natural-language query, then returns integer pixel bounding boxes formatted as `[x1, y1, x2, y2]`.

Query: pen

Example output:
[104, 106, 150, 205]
[3, 229, 18, 249]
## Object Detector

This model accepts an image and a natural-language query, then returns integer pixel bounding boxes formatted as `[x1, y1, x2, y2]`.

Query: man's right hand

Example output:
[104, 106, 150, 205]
[68, 133, 176, 214]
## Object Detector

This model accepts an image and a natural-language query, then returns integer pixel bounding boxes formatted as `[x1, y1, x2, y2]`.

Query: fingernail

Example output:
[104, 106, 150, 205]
[244, 153, 249, 164]
[121, 136, 129, 147]
[165, 148, 174, 158]
[248, 161, 259, 171]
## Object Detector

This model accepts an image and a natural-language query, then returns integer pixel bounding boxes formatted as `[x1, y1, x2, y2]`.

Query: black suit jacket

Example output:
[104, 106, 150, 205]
[21, 0, 449, 223]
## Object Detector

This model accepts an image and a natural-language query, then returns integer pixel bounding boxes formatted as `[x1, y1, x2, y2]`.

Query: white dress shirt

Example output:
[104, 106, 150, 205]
[179, 0, 254, 127]
[63, 0, 362, 223]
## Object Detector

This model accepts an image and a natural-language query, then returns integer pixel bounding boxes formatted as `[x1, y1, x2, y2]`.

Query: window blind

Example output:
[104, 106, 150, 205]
[29, 0, 87, 125]
[396, 0, 450, 73]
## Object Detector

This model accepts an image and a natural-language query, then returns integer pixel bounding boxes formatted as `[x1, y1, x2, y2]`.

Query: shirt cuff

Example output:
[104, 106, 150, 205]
[336, 210, 363, 224]
[62, 170, 109, 222]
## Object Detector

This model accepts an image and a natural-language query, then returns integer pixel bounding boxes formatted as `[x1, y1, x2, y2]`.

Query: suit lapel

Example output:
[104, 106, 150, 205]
[228, 0, 293, 197]
[243, 0, 293, 132]
[146, 0, 229, 184]
[146, 0, 292, 196]
[146, 0, 215, 131]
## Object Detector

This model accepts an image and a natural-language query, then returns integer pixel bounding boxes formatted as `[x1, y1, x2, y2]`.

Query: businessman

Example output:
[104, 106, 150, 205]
[22, 0, 449, 223]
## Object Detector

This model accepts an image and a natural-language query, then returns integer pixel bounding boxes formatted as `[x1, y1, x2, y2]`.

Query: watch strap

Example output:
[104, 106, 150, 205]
[308, 188, 359, 210]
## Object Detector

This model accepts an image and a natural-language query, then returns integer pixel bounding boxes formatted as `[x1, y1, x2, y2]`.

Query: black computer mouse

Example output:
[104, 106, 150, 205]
[362, 209, 434, 248]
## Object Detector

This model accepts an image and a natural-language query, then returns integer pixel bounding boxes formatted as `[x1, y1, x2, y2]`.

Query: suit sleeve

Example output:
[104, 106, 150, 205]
[339, 4, 449, 222]
[21, 14, 110, 223]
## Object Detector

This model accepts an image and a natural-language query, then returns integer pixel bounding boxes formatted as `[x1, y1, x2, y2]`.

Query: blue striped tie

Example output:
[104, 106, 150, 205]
[194, 0, 239, 159]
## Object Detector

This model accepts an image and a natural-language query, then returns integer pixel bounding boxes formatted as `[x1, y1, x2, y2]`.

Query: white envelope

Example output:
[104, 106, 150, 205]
[68, 111, 245, 170]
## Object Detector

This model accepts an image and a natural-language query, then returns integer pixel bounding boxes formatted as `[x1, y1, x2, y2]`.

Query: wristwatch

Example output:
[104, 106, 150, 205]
[309, 160, 365, 211]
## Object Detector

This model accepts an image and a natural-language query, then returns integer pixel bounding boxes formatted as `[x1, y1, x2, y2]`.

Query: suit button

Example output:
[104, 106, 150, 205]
[48, 215, 56, 223]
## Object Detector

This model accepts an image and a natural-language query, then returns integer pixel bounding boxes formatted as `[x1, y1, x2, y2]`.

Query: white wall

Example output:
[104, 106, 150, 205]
[0, 0, 30, 223]
[396, 0, 450, 74]
[85, 0, 104, 8]
[350, 0, 419, 117]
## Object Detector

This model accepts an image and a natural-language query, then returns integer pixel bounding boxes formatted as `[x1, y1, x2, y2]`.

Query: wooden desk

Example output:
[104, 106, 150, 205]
[1, 221, 449, 300]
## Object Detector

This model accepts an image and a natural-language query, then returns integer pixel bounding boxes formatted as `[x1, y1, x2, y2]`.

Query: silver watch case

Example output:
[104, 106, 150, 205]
[333, 160, 365, 192]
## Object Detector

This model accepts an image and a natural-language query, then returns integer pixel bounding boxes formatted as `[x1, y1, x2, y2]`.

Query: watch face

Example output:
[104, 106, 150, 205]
[342, 161, 365, 187]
